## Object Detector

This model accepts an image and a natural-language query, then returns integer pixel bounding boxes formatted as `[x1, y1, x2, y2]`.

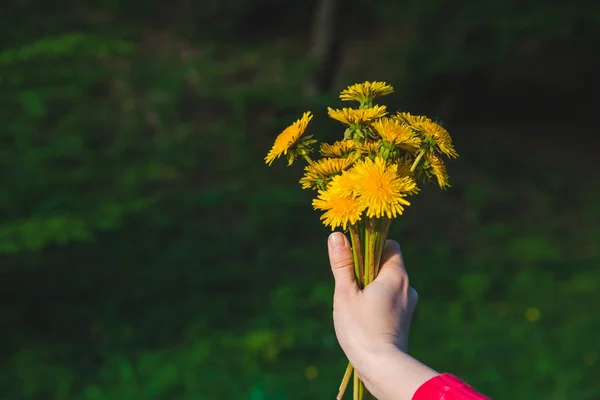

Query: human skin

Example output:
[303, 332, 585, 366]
[327, 232, 439, 400]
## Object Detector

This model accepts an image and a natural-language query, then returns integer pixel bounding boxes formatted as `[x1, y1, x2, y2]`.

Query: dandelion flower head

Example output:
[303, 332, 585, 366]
[300, 157, 356, 190]
[426, 152, 450, 189]
[328, 105, 387, 125]
[313, 183, 365, 230]
[265, 112, 313, 166]
[397, 112, 458, 158]
[339, 81, 394, 103]
[350, 156, 418, 218]
[372, 118, 421, 151]
[356, 141, 380, 157]
[320, 140, 356, 158]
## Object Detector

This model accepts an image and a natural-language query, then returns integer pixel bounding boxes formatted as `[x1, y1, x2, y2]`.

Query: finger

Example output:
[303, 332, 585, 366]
[328, 232, 358, 296]
[375, 240, 409, 288]
[380, 240, 406, 273]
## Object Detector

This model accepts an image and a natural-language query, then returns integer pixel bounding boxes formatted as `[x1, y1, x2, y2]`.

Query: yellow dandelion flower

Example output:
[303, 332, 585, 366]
[313, 184, 365, 230]
[327, 105, 387, 125]
[327, 170, 358, 197]
[426, 152, 450, 189]
[350, 157, 418, 218]
[397, 112, 458, 158]
[356, 141, 379, 156]
[339, 81, 394, 103]
[299, 157, 355, 190]
[265, 112, 313, 166]
[418, 120, 458, 158]
[372, 118, 421, 151]
[319, 140, 356, 158]
[396, 112, 429, 126]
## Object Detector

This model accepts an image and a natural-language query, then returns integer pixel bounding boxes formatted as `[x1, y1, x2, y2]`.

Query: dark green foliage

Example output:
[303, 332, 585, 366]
[1, 1, 599, 399]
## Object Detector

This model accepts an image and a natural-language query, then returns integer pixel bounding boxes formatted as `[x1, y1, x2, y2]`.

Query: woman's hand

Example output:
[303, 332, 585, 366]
[328, 232, 438, 400]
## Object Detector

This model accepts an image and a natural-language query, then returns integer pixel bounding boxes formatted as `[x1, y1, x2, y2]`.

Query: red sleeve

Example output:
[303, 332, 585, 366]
[413, 374, 491, 400]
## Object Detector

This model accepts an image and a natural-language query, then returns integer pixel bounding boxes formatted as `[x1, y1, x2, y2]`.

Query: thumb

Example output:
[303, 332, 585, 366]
[327, 232, 357, 295]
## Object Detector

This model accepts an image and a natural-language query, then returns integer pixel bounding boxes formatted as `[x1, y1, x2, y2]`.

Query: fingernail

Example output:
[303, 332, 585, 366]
[328, 232, 346, 251]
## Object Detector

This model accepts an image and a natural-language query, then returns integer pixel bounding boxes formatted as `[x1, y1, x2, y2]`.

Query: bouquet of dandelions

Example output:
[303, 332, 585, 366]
[265, 81, 458, 399]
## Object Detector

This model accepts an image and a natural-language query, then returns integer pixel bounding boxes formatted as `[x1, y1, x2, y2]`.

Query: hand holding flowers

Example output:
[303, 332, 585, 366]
[265, 81, 458, 399]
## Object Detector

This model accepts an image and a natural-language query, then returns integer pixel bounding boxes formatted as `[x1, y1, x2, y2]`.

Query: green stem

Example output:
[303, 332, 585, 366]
[373, 220, 380, 283]
[363, 220, 371, 287]
[364, 218, 377, 286]
[353, 369, 359, 400]
[302, 154, 315, 165]
[337, 363, 353, 400]
[359, 380, 365, 399]
[374, 219, 392, 276]
[410, 150, 425, 172]
[349, 224, 365, 290]
[353, 369, 365, 400]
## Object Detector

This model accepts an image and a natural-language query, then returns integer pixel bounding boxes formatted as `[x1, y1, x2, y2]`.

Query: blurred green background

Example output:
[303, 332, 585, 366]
[2, 0, 599, 399]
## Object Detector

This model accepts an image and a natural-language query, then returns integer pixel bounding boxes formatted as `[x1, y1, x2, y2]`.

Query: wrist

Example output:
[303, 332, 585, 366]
[360, 345, 439, 400]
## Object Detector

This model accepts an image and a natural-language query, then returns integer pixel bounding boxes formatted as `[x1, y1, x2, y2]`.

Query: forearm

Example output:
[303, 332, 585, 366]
[360, 346, 439, 400]
[360, 346, 491, 400]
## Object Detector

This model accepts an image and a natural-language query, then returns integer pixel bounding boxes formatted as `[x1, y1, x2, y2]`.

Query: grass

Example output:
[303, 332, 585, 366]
[2, 36, 599, 399]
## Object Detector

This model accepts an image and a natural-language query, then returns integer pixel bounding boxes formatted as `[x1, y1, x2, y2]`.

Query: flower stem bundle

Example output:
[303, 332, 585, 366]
[265, 81, 458, 399]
